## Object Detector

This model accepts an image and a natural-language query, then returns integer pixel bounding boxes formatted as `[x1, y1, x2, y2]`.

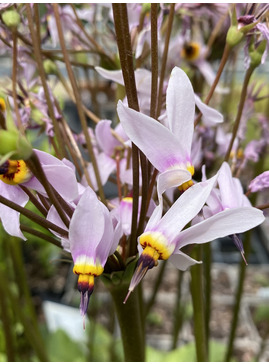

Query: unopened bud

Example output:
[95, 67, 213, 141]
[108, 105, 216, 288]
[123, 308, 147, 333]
[249, 39, 267, 68]
[2, 9, 20, 30]
[226, 25, 244, 47]
[142, 3, 151, 14]
[43, 59, 57, 75]
[0, 130, 32, 160]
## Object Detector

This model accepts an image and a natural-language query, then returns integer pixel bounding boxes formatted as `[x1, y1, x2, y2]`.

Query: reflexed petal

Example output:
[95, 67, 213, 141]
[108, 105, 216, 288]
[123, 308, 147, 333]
[194, 94, 224, 126]
[95, 67, 124, 85]
[177, 207, 265, 249]
[69, 187, 105, 260]
[169, 251, 201, 271]
[157, 168, 191, 202]
[0, 183, 28, 240]
[155, 174, 218, 242]
[95, 119, 119, 156]
[218, 162, 244, 208]
[166, 67, 195, 155]
[117, 101, 185, 172]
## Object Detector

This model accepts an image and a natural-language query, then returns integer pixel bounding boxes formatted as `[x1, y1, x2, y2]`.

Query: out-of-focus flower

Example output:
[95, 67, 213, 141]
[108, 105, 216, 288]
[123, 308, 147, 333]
[249, 171, 269, 193]
[202, 161, 261, 263]
[81, 119, 132, 190]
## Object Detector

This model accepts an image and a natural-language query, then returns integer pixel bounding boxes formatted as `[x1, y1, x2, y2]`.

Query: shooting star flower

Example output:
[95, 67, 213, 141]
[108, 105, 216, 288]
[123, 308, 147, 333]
[124, 170, 264, 302]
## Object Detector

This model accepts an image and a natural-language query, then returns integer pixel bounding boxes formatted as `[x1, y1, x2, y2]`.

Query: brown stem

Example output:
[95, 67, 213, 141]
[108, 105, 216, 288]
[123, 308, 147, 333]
[26, 4, 66, 159]
[11, 31, 23, 133]
[150, 4, 159, 120]
[156, 3, 175, 118]
[224, 66, 255, 162]
[19, 185, 48, 216]
[112, 4, 141, 257]
[0, 195, 68, 237]
[20, 224, 62, 248]
[27, 152, 70, 228]
[52, 4, 106, 205]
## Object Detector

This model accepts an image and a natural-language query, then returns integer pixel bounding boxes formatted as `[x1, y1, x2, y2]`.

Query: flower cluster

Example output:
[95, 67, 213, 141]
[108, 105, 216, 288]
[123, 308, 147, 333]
[0, 5, 268, 340]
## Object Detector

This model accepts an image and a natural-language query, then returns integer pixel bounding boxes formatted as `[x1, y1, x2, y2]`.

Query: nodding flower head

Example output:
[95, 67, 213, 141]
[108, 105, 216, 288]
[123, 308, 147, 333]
[73, 255, 104, 319]
[0, 160, 32, 185]
[181, 41, 201, 61]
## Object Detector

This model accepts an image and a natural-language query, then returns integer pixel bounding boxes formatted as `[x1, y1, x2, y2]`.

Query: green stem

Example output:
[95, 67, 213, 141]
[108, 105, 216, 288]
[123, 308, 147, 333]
[224, 65, 255, 162]
[190, 245, 208, 361]
[0, 265, 49, 361]
[224, 231, 252, 361]
[225, 156, 263, 361]
[203, 243, 212, 355]
[171, 270, 184, 350]
[108, 281, 145, 362]
[0, 271, 16, 361]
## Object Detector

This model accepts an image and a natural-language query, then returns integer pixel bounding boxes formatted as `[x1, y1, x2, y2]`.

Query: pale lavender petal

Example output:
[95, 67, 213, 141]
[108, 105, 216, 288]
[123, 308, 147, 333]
[24, 164, 78, 202]
[153, 174, 218, 242]
[177, 207, 265, 249]
[96, 202, 114, 265]
[109, 214, 122, 255]
[0, 183, 28, 240]
[166, 67, 195, 155]
[95, 119, 120, 156]
[117, 101, 186, 172]
[82, 153, 116, 191]
[169, 251, 201, 271]
[218, 162, 244, 208]
[69, 187, 105, 260]
[194, 94, 223, 126]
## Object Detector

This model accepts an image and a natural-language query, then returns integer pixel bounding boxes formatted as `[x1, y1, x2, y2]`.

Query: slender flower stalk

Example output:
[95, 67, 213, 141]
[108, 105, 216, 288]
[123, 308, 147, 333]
[224, 65, 255, 162]
[112, 3, 146, 256]
[25, 4, 66, 159]
[52, 3, 106, 204]
[190, 245, 208, 361]
[156, 3, 175, 118]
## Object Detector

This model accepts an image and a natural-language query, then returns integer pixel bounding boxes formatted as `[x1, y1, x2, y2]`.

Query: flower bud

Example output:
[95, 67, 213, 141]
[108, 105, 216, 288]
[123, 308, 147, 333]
[0, 130, 33, 160]
[226, 25, 244, 47]
[142, 3, 151, 14]
[249, 39, 267, 68]
[43, 59, 57, 75]
[2, 9, 20, 30]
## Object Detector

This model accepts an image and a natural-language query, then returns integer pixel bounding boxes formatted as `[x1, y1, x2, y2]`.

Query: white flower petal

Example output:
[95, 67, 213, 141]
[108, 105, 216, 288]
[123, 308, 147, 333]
[177, 207, 265, 249]
[156, 173, 218, 242]
[194, 94, 223, 126]
[169, 251, 201, 271]
[117, 101, 185, 172]
[166, 67, 195, 155]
